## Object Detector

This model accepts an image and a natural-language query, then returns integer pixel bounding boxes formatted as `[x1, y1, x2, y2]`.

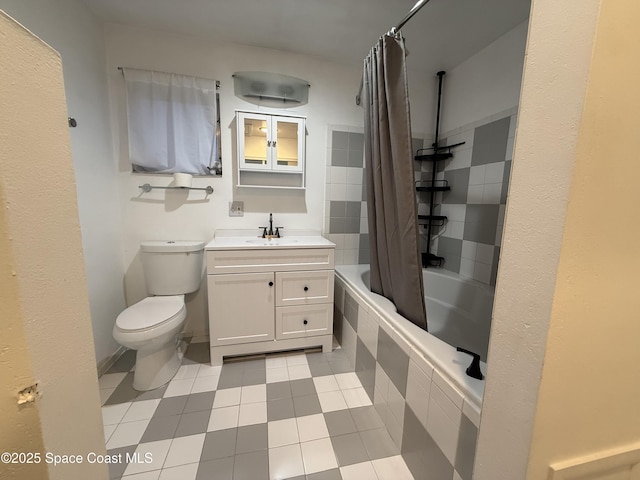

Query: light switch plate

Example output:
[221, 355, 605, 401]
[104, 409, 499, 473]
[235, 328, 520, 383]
[229, 201, 244, 217]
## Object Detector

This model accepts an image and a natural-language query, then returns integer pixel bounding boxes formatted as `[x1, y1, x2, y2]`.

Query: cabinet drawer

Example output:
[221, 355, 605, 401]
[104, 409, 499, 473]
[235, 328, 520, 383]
[275, 304, 333, 340]
[275, 270, 334, 307]
[206, 248, 334, 274]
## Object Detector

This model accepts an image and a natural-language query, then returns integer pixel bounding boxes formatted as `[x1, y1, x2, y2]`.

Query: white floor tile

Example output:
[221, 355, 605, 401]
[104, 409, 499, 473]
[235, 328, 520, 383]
[190, 375, 219, 394]
[122, 471, 161, 480]
[163, 433, 205, 469]
[102, 402, 132, 426]
[266, 366, 289, 383]
[372, 455, 414, 480]
[300, 437, 338, 474]
[212, 387, 241, 408]
[342, 387, 373, 408]
[238, 402, 267, 426]
[197, 364, 222, 377]
[103, 424, 116, 444]
[285, 354, 308, 367]
[121, 400, 161, 423]
[163, 378, 196, 398]
[296, 414, 329, 443]
[173, 364, 200, 380]
[241, 384, 267, 404]
[335, 372, 362, 390]
[268, 418, 299, 448]
[100, 388, 116, 405]
[158, 462, 199, 480]
[313, 375, 339, 393]
[207, 405, 239, 431]
[122, 439, 171, 476]
[106, 418, 152, 449]
[341, 461, 380, 480]
[269, 444, 304, 480]
[265, 356, 288, 369]
[317, 390, 348, 413]
[287, 364, 311, 380]
[99, 372, 127, 390]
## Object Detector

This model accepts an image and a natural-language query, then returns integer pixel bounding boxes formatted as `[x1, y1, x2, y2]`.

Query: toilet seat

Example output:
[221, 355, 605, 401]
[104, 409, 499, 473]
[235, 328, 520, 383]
[116, 295, 185, 332]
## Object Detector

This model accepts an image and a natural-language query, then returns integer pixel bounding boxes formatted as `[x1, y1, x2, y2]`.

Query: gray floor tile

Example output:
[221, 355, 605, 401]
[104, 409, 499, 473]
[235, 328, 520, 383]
[242, 367, 266, 386]
[290, 379, 316, 398]
[201, 428, 237, 462]
[104, 373, 139, 405]
[107, 445, 136, 479]
[241, 358, 266, 370]
[218, 370, 244, 389]
[330, 432, 369, 466]
[306, 351, 329, 364]
[349, 406, 384, 431]
[175, 410, 211, 437]
[308, 362, 333, 377]
[267, 381, 292, 401]
[306, 469, 343, 480]
[154, 396, 188, 417]
[293, 394, 322, 417]
[233, 450, 269, 480]
[360, 428, 399, 460]
[140, 414, 180, 443]
[236, 424, 268, 454]
[107, 350, 136, 374]
[267, 397, 295, 421]
[134, 383, 168, 402]
[196, 456, 234, 480]
[324, 410, 357, 437]
[183, 342, 210, 364]
[184, 391, 215, 413]
[328, 360, 353, 375]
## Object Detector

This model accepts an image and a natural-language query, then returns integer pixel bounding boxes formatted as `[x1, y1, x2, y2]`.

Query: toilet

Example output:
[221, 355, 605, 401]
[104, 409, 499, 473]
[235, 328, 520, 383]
[113, 240, 204, 391]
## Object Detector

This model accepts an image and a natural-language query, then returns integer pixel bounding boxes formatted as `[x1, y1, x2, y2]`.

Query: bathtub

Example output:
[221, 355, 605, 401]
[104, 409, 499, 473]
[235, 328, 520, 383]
[335, 264, 490, 410]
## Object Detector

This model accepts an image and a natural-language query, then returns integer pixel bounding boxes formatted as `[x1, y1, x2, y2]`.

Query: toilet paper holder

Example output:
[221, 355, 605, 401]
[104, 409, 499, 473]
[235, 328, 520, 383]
[139, 183, 214, 194]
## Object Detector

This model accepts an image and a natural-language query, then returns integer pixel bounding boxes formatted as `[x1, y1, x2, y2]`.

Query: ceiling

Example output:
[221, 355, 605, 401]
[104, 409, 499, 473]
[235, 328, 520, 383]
[80, 0, 531, 73]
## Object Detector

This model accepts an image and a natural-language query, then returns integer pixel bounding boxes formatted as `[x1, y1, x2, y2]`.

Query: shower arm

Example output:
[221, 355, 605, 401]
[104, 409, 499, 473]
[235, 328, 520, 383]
[355, 0, 433, 105]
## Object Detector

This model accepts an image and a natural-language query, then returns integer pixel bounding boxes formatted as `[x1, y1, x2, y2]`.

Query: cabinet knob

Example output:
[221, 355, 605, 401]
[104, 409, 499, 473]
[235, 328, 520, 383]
[303, 319, 308, 325]
[303, 286, 309, 292]
[268, 281, 274, 287]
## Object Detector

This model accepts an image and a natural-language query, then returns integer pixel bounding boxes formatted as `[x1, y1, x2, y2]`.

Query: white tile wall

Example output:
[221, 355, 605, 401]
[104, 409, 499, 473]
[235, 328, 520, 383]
[427, 384, 463, 465]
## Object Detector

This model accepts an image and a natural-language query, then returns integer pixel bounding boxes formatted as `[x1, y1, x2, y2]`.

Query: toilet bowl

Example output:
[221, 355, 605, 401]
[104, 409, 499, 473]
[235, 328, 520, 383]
[113, 295, 187, 391]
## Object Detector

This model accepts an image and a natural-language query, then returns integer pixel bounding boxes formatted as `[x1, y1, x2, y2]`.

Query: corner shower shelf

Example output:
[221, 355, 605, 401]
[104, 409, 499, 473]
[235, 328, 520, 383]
[419, 214, 447, 227]
[416, 179, 450, 192]
[415, 152, 452, 162]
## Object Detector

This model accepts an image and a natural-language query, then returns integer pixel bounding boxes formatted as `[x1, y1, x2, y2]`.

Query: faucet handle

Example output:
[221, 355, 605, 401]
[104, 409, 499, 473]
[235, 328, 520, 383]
[258, 227, 268, 238]
[456, 347, 484, 380]
[275, 227, 283, 238]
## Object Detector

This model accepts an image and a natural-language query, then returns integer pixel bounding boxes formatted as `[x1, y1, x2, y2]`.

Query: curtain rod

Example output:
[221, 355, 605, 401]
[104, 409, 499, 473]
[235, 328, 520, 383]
[355, 0, 433, 105]
[117, 66, 220, 89]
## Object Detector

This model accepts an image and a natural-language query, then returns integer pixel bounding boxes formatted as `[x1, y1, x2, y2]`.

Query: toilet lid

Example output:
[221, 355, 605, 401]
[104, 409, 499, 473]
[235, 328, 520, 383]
[116, 296, 185, 331]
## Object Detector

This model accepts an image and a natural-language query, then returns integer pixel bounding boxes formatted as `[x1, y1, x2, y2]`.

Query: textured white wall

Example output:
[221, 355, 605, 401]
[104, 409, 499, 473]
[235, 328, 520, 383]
[0, 0, 126, 366]
[441, 20, 529, 134]
[105, 23, 433, 337]
[475, 1, 601, 478]
[0, 11, 108, 479]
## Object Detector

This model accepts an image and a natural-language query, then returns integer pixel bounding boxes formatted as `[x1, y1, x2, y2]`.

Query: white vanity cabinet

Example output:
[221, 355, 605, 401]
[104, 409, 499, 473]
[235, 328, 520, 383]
[206, 236, 335, 366]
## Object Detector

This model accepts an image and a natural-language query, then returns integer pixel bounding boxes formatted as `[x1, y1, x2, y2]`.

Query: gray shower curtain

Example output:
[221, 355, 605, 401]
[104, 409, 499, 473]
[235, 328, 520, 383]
[363, 34, 428, 331]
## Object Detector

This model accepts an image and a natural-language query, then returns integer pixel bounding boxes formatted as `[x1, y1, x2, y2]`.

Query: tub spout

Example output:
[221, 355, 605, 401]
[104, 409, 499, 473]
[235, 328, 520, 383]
[456, 347, 484, 380]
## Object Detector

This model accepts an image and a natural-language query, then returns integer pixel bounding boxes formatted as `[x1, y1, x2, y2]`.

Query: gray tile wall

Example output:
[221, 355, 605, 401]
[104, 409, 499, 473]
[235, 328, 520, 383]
[416, 108, 517, 285]
[335, 277, 481, 480]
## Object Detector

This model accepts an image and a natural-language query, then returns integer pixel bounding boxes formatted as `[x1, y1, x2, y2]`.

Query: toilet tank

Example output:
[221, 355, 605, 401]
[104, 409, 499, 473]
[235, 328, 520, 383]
[140, 241, 205, 295]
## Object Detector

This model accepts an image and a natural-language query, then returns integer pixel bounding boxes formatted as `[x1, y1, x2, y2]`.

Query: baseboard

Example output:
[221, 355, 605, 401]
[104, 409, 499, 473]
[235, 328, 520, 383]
[97, 346, 127, 377]
[191, 334, 210, 344]
[549, 442, 640, 480]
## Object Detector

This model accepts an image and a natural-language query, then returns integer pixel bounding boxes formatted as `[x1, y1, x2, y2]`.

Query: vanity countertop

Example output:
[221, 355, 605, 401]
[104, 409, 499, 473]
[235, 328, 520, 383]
[205, 230, 335, 251]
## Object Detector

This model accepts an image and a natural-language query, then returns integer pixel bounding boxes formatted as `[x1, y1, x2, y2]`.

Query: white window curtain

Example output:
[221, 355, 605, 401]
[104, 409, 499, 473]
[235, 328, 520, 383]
[123, 68, 218, 175]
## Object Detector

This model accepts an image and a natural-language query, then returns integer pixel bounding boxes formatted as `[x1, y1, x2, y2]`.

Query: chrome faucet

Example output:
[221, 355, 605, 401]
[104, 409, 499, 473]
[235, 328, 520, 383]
[259, 213, 283, 238]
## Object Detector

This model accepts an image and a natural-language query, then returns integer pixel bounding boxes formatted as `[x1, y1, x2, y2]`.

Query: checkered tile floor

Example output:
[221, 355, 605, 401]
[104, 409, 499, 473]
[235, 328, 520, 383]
[100, 343, 415, 480]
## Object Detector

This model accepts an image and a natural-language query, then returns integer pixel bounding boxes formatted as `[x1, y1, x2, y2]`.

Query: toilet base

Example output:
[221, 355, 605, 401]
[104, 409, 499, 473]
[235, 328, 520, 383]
[132, 339, 182, 391]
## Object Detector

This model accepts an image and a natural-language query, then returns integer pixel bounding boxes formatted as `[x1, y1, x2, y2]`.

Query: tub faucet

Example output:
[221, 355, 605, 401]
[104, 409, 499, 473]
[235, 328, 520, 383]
[456, 347, 484, 380]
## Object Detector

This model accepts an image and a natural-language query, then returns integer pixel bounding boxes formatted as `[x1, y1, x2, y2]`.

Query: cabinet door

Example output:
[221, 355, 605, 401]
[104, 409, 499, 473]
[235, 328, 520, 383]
[238, 112, 272, 170]
[208, 272, 275, 346]
[272, 116, 304, 173]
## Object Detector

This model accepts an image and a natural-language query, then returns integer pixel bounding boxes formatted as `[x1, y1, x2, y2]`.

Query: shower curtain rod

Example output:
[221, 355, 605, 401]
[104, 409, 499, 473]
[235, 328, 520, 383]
[355, 0, 433, 105]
